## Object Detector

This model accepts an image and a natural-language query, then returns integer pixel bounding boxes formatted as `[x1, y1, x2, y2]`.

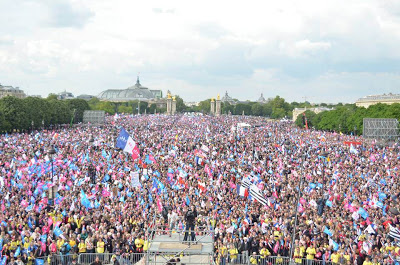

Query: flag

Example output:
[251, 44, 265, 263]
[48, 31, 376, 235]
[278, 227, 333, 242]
[116, 128, 140, 159]
[249, 184, 268, 206]
[350, 144, 359, 155]
[237, 185, 249, 197]
[365, 224, 376, 235]
[323, 226, 333, 237]
[186, 195, 190, 206]
[53, 226, 63, 237]
[0, 256, 6, 265]
[157, 196, 163, 212]
[35, 259, 44, 265]
[198, 182, 206, 193]
[358, 207, 369, 219]
[388, 225, 400, 241]
[80, 190, 91, 209]
[329, 239, 339, 251]
[241, 178, 251, 189]
[14, 246, 21, 257]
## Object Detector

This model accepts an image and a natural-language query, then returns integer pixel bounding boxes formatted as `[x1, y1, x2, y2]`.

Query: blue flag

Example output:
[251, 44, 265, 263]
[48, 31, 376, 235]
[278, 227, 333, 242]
[80, 190, 91, 209]
[358, 207, 369, 219]
[41, 234, 47, 243]
[0, 256, 6, 265]
[35, 259, 44, 265]
[116, 128, 131, 151]
[186, 195, 190, 206]
[323, 226, 333, 237]
[53, 226, 63, 237]
[14, 246, 21, 257]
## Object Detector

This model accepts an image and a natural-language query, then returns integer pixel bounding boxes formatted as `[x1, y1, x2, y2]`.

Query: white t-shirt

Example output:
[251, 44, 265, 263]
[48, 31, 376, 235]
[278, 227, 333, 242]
[168, 212, 178, 224]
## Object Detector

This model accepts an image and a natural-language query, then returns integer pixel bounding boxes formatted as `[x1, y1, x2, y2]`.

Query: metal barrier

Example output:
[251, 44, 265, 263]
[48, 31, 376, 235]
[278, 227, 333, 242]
[248, 255, 290, 265]
[33, 253, 341, 265]
[47, 254, 77, 265]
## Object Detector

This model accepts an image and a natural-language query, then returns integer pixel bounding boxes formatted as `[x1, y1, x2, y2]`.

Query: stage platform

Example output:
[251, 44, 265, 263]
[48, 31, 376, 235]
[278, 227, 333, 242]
[148, 233, 213, 254]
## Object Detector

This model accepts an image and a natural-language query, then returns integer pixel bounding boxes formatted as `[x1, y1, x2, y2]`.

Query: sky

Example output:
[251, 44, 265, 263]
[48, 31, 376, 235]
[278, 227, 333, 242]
[0, 0, 400, 103]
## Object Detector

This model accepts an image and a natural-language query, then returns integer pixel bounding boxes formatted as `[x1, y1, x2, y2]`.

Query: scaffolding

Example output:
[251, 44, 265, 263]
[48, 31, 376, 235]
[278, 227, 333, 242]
[363, 118, 399, 140]
[83, 110, 106, 125]
[145, 215, 215, 265]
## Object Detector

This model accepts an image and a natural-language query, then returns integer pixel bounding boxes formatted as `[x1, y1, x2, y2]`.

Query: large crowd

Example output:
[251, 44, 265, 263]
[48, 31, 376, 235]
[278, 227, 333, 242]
[0, 114, 399, 265]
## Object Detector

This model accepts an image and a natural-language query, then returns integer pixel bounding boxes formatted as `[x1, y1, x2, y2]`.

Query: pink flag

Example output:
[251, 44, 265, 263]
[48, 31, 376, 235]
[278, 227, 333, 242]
[102, 189, 111, 197]
[48, 217, 53, 226]
[274, 241, 280, 253]
[157, 196, 163, 213]
[21, 200, 28, 208]
[41, 242, 47, 252]
[149, 154, 156, 164]
[300, 197, 307, 205]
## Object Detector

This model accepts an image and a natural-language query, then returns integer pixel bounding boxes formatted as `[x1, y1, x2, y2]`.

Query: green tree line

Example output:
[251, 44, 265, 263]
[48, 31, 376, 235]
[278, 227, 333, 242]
[295, 103, 400, 135]
[191, 96, 315, 119]
[0, 96, 90, 132]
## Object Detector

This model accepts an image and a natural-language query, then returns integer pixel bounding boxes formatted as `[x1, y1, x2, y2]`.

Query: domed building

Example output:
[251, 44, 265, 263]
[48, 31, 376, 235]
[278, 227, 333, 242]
[221, 91, 236, 105]
[98, 77, 163, 102]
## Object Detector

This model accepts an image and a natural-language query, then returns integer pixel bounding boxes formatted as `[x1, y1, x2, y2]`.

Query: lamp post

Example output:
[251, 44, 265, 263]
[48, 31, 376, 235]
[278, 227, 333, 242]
[289, 155, 306, 264]
[47, 146, 56, 205]
[354, 125, 357, 136]
[88, 137, 95, 184]
[31, 120, 34, 133]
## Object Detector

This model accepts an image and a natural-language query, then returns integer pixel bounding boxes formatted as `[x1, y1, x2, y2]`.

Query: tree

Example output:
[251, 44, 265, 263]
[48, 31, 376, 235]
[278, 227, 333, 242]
[198, 99, 211, 114]
[175, 96, 187, 112]
[251, 103, 263, 116]
[66, 99, 90, 122]
[46, 93, 58, 100]
[234, 103, 252, 115]
[0, 96, 28, 131]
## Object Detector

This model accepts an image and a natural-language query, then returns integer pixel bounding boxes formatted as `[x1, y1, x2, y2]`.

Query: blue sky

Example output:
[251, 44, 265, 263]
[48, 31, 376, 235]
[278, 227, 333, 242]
[0, 0, 399, 103]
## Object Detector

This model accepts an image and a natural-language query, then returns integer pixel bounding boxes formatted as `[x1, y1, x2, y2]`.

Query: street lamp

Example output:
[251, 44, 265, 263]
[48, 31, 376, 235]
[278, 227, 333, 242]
[289, 155, 306, 263]
[31, 121, 34, 133]
[88, 137, 96, 183]
[47, 146, 56, 205]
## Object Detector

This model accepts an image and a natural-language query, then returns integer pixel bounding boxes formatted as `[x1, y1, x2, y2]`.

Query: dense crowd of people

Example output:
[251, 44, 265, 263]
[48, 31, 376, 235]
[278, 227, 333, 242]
[0, 114, 399, 265]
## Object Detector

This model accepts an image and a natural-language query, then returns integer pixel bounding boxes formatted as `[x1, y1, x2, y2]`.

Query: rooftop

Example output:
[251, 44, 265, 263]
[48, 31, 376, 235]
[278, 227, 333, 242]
[356, 93, 400, 102]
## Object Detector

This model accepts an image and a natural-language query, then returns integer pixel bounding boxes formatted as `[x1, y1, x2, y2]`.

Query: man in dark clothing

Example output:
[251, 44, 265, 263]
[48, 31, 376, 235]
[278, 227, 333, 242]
[90, 257, 102, 265]
[183, 205, 197, 243]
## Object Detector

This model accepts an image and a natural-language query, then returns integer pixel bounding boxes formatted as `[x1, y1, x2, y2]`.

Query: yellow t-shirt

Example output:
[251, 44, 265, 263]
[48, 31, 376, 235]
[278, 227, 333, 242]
[260, 248, 270, 258]
[56, 239, 64, 250]
[229, 248, 238, 259]
[363, 261, 372, 265]
[299, 246, 306, 257]
[294, 250, 302, 264]
[306, 247, 316, 260]
[250, 256, 258, 264]
[331, 253, 340, 264]
[135, 238, 144, 249]
[69, 239, 77, 248]
[96, 241, 105, 253]
[219, 246, 227, 257]
[78, 242, 86, 253]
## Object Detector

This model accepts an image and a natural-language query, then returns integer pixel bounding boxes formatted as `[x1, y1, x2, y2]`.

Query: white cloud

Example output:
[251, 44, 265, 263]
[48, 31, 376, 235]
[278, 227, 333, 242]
[0, 0, 400, 103]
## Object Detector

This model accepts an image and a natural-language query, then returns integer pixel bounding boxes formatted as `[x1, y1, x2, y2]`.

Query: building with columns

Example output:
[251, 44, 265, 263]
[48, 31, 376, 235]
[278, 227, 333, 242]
[355, 93, 400, 108]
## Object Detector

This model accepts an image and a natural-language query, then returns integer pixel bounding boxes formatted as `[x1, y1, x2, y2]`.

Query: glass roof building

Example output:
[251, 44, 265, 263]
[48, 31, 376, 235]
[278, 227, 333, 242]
[98, 77, 163, 102]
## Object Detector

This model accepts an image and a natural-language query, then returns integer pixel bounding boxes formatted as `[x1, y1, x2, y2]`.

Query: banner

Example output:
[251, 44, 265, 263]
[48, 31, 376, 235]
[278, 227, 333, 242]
[130, 171, 141, 188]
